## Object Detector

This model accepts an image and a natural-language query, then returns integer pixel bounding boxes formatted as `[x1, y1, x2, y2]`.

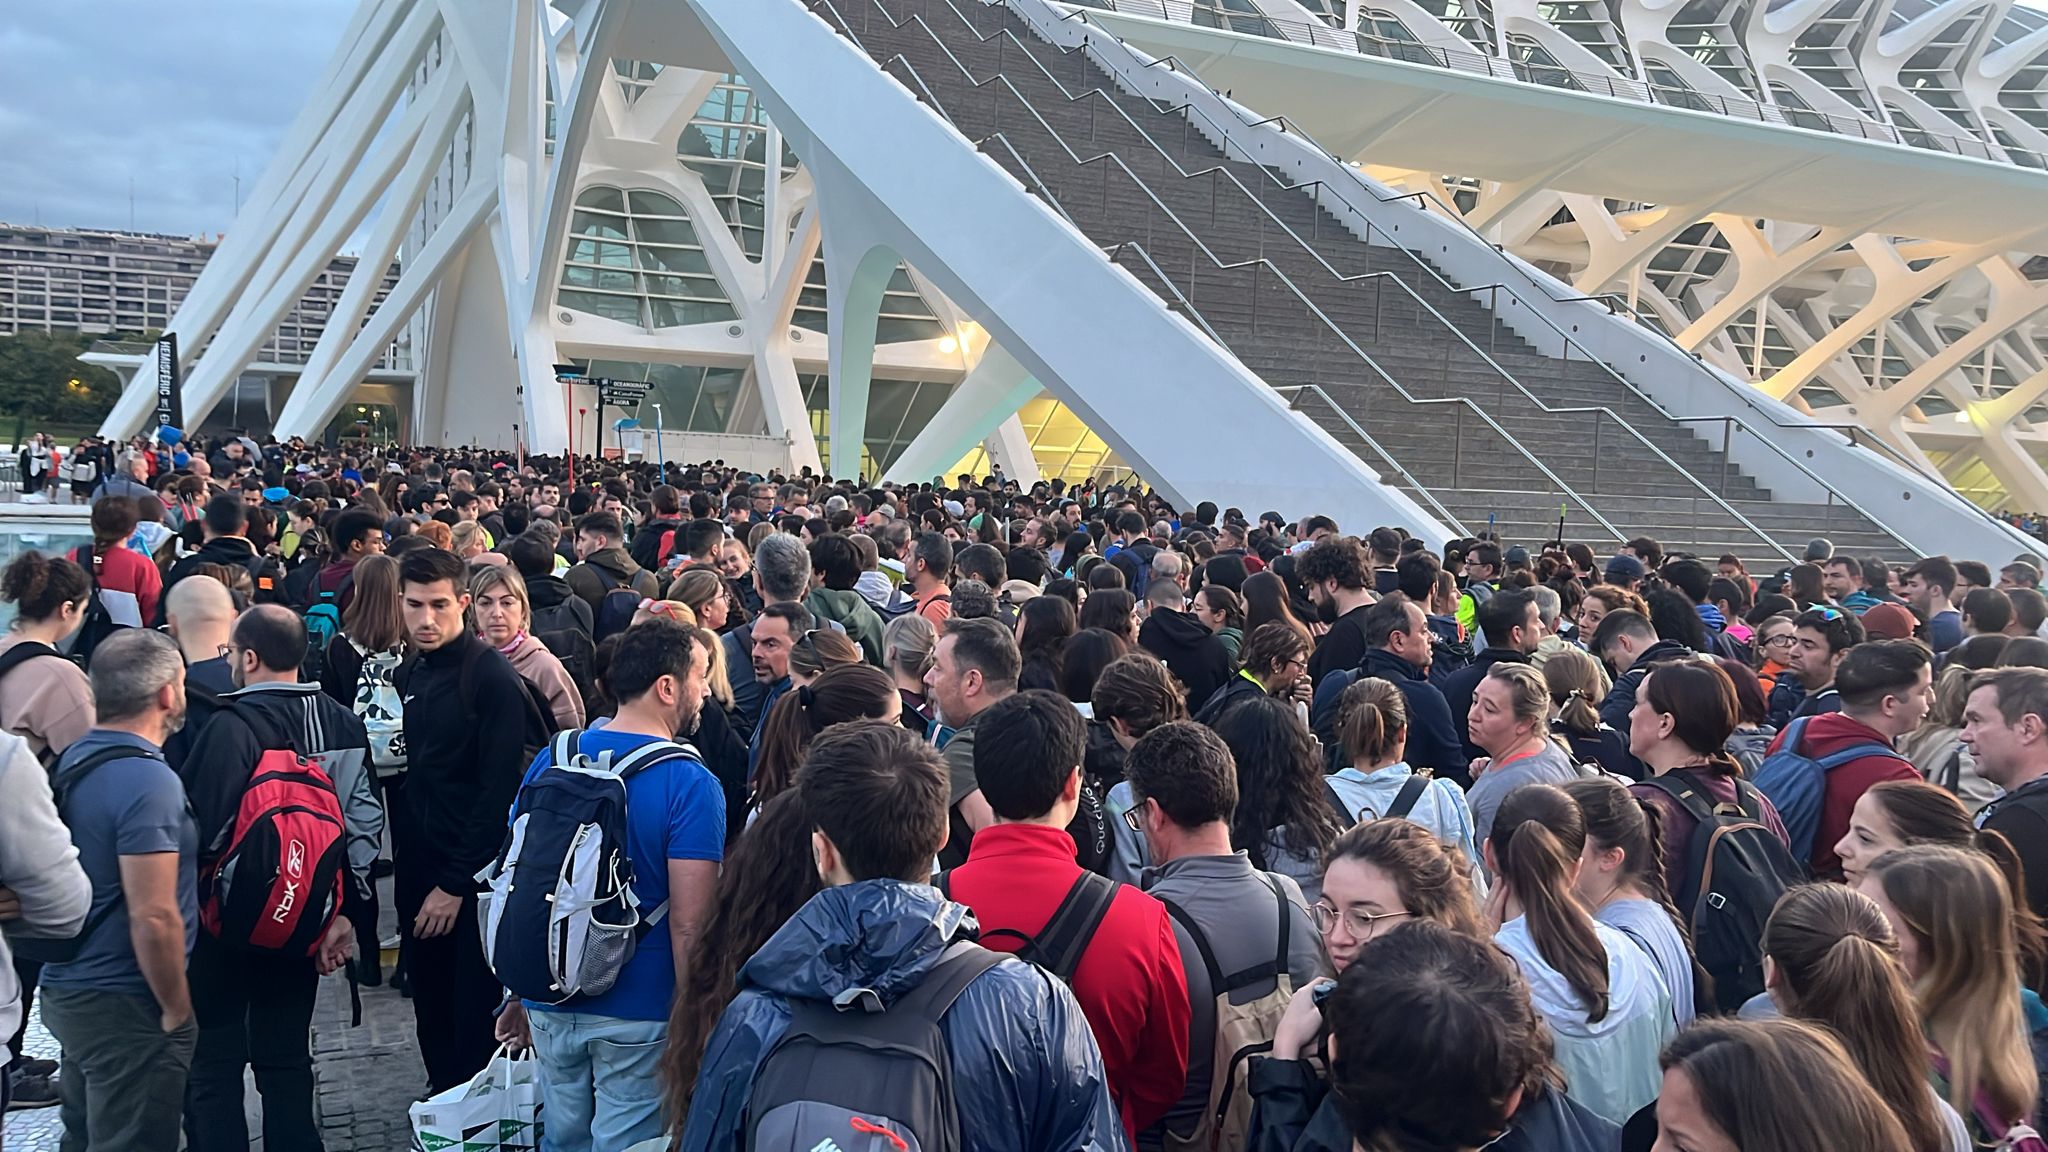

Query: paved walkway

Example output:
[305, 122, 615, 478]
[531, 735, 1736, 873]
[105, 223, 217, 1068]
[4, 879, 424, 1152]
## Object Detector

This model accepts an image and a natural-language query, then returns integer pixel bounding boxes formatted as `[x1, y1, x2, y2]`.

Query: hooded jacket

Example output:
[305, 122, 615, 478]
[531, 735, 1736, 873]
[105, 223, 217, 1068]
[1110, 540, 1162, 593]
[1495, 916, 1674, 1126]
[629, 517, 682, 574]
[160, 535, 261, 623]
[677, 880, 1125, 1152]
[1246, 1057, 1618, 1152]
[1139, 608, 1232, 712]
[1329, 649, 1470, 785]
[563, 545, 658, 614]
[807, 586, 885, 666]
[178, 681, 382, 900]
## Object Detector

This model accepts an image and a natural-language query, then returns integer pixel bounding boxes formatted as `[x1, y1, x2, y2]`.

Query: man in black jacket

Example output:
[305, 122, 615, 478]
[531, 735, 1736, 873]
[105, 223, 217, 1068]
[1437, 589, 1543, 762]
[178, 605, 379, 1150]
[1347, 596, 1468, 786]
[158, 494, 263, 622]
[1592, 608, 1697, 756]
[393, 548, 537, 1092]
[628, 484, 685, 574]
[1138, 581, 1232, 713]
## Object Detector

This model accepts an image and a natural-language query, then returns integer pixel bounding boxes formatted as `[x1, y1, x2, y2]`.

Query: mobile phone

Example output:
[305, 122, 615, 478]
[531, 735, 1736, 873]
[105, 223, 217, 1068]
[1310, 978, 1338, 1007]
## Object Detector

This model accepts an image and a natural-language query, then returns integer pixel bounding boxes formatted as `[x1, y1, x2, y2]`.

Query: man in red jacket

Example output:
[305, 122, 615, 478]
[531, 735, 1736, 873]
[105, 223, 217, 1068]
[942, 690, 1190, 1144]
[1765, 639, 1930, 879]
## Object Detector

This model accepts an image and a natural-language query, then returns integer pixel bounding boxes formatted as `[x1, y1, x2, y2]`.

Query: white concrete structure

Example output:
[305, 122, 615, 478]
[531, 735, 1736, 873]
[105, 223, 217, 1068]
[1071, 0, 2048, 510]
[97, 0, 1445, 534]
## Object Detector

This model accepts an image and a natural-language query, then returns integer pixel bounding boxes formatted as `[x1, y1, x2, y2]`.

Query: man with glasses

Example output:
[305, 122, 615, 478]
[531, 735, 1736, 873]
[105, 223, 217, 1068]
[1122, 722, 1323, 1151]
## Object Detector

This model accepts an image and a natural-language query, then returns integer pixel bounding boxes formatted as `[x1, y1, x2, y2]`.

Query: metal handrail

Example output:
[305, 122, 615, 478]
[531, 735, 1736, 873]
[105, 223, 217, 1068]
[859, 0, 1789, 554]
[1267, 383, 1470, 535]
[1054, 0, 2048, 169]
[817, 0, 1645, 544]
[1013, 0, 1923, 554]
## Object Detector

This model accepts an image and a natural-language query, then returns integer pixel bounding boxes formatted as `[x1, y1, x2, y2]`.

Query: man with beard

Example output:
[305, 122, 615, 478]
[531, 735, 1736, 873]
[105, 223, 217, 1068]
[35, 630, 198, 1152]
[493, 619, 722, 1151]
[175, 605, 378, 1150]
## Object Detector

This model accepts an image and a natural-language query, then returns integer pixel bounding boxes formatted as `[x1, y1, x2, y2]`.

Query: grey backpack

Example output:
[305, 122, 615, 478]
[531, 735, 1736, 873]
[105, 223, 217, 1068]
[745, 942, 1003, 1152]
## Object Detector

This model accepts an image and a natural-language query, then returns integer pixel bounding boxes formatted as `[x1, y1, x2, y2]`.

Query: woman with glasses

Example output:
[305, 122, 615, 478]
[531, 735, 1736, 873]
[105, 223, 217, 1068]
[666, 567, 734, 634]
[1247, 819, 1507, 1152]
[1751, 611, 1799, 694]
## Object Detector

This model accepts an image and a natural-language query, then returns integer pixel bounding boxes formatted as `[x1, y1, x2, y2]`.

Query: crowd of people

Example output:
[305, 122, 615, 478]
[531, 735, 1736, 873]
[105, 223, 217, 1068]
[2, 430, 2048, 1151]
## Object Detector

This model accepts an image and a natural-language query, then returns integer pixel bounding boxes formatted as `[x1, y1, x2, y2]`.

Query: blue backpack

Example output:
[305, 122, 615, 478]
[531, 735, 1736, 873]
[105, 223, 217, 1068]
[588, 567, 642, 642]
[1752, 715, 1908, 866]
[476, 729, 698, 1004]
[301, 570, 352, 685]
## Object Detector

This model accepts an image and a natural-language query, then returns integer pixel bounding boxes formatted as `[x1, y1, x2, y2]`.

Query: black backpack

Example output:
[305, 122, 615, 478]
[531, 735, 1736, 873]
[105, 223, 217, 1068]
[67, 545, 130, 666]
[1323, 772, 1428, 827]
[936, 869, 1118, 983]
[1639, 770, 1802, 1014]
[529, 596, 596, 702]
[745, 941, 1004, 1152]
[588, 566, 642, 642]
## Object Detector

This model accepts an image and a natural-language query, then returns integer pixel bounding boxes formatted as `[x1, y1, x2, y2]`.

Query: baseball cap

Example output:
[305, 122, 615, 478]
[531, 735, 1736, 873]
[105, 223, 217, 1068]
[1803, 537, 1835, 562]
[1859, 602, 1918, 641]
[1604, 554, 1647, 583]
[1504, 546, 1531, 568]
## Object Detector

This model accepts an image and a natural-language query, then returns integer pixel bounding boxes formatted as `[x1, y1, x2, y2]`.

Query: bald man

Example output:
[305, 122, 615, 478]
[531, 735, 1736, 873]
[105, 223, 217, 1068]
[164, 575, 237, 696]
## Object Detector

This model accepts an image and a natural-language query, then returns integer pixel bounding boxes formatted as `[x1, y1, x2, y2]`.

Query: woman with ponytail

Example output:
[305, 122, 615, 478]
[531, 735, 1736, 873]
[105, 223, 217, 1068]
[1325, 676, 1478, 866]
[1862, 845, 2041, 1147]
[1763, 884, 1967, 1152]
[1544, 648, 1631, 778]
[1484, 783, 1673, 1125]
[1561, 776, 1695, 1026]
[1836, 779, 2048, 993]
[748, 662, 897, 816]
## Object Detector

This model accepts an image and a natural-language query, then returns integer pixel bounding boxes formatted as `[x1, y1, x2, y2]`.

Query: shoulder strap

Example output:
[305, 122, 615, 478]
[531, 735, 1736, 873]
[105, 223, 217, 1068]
[1322, 778, 1352, 824]
[1387, 773, 1431, 819]
[934, 870, 951, 898]
[52, 744, 157, 809]
[1942, 744, 1966, 793]
[1159, 897, 1225, 988]
[1638, 771, 1721, 824]
[548, 728, 582, 769]
[610, 738, 697, 778]
[0, 640, 62, 684]
[892, 941, 1005, 1021]
[1031, 871, 1120, 982]
[1814, 741, 1907, 771]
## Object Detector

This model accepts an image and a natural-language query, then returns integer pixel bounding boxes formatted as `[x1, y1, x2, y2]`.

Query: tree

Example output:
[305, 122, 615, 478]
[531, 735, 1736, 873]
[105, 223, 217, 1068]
[0, 331, 122, 427]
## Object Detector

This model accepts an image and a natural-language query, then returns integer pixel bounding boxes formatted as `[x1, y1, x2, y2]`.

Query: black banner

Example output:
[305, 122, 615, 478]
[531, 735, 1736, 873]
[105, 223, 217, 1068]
[153, 334, 183, 430]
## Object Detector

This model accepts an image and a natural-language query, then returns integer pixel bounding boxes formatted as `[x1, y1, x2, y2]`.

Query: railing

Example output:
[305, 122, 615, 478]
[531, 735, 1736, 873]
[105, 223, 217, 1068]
[810, 0, 1696, 550]
[1055, 0, 2048, 169]
[829, 0, 1797, 555]
[1020, 0, 1920, 556]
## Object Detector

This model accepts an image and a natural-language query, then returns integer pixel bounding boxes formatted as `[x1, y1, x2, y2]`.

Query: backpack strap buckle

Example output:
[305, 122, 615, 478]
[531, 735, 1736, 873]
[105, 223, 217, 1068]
[833, 986, 885, 1014]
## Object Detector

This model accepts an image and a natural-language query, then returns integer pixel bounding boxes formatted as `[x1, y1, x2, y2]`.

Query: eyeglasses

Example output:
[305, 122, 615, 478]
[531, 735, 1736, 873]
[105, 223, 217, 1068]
[1310, 902, 1412, 939]
[1763, 634, 1798, 648]
[1120, 797, 1152, 833]
[217, 644, 238, 662]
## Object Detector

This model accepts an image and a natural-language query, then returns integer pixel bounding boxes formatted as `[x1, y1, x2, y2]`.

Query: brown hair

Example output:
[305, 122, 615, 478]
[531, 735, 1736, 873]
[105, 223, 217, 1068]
[751, 663, 897, 813]
[1862, 781, 2048, 993]
[1763, 885, 1946, 1152]
[1661, 1019, 1913, 1152]
[1868, 845, 2037, 1124]
[662, 789, 822, 1124]
[1488, 784, 1609, 1021]
[1641, 660, 1741, 768]
[1583, 585, 1647, 618]
[1542, 647, 1608, 739]
[1560, 776, 1683, 940]
[1337, 676, 1407, 768]
[1239, 620, 1308, 684]
[1090, 652, 1188, 738]
[1326, 818, 1485, 940]
[340, 553, 406, 653]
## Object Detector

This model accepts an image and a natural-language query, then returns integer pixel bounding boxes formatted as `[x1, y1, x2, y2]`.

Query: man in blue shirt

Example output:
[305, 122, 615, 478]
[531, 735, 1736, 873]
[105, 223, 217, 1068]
[38, 630, 197, 1152]
[1903, 555, 1964, 656]
[495, 617, 724, 1151]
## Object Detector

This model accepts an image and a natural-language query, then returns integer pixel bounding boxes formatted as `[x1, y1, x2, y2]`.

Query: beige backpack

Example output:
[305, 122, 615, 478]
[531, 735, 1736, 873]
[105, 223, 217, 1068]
[1159, 876, 1300, 1152]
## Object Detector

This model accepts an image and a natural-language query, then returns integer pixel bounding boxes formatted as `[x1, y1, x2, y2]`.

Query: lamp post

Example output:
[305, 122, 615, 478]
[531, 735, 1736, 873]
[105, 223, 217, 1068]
[651, 403, 664, 484]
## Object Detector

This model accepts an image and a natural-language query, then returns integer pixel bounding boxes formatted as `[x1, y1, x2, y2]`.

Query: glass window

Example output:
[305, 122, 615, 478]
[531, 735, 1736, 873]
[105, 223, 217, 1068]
[558, 184, 737, 330]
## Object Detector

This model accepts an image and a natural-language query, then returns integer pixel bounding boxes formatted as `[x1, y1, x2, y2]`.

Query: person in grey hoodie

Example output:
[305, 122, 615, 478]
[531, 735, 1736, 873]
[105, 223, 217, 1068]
[0, 729, 92, 1108]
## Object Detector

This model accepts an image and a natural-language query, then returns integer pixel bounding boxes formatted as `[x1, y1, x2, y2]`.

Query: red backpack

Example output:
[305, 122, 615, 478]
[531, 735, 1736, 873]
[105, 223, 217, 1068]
[200, 728, 347, 956]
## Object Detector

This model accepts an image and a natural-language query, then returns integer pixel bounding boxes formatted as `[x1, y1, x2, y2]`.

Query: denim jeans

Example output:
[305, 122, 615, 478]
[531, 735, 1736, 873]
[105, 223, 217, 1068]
[527, 1009, 667, 1152]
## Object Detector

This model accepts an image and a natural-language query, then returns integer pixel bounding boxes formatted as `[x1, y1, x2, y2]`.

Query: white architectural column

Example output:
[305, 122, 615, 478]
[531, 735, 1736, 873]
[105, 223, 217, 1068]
[884, 343, 1042, 483]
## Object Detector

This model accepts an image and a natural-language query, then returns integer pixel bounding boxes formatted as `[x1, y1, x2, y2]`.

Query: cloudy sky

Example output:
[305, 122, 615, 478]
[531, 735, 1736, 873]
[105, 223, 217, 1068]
[0, 0, 356, 240]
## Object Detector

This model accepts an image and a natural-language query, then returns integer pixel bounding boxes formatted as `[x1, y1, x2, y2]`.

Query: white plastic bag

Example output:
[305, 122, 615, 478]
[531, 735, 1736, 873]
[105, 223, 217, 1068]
[408, 1043, 542, 1151]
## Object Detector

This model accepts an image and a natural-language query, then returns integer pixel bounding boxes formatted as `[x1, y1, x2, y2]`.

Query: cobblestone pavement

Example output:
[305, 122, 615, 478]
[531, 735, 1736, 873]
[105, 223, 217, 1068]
[6, 878, 422, 1152]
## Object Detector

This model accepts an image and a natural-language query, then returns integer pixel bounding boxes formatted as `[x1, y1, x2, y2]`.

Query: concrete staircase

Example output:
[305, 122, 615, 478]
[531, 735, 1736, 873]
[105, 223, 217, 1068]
[807, 0, 1908, 559]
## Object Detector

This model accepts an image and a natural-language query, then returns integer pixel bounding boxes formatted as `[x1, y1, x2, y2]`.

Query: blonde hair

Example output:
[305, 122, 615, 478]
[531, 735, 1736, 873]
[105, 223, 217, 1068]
[1486, 662, 1551, 736]
[668, 567, 728, 621]
[695, 626, 733, 710]
[450, 520, 490, 557]
[1868, 845, 2037, 1125]
[468, 564, 530, 633]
